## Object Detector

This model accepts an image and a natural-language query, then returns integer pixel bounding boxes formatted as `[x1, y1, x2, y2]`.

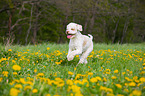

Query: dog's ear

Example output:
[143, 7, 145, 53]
[77, 24, 83, 31]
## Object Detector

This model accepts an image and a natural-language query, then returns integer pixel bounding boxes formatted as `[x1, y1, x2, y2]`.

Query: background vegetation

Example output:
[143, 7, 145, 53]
[0, 0, 145, 45]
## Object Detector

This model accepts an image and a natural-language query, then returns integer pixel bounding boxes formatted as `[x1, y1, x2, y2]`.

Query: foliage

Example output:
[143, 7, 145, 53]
[0, 0, 145, 45]
[0, 43, 145, 96]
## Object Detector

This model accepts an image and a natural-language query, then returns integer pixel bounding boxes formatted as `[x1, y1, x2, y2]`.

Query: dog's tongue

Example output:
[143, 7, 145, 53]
[67, 35, 72, 39]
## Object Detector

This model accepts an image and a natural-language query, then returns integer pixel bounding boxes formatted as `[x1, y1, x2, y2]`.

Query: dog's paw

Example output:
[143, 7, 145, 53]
[67, 55, 74, 61]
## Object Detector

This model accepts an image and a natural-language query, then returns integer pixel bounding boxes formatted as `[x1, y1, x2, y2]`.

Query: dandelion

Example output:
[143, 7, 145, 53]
[37, 73, 44, 77]
[0, 78, 3, 82]
[47, 47, 50, 50]
[111, 76, 117, 80]
[2, 71, 8, 77]
[128, 82, 136, 86]
[8, 49, 12, 51]
[12, 65, 21, 71]
[34, 69, 37, 73]
[10, 88, 20, 96]
[68, 71, 73, 75]
[88, 72, 93, 76]
[32, 89, 38, 93]
[115, 84, 122, 88]
[14, 84, 23, 89]
[45, 94, 51, 96]
[66, 79, 73, 85]
[139, 77, 145, 82]
[130, 90, 142, 96]
[24, 86, 32, 90]
[114, 70, 119, 73]
[55, 62, 61, 65]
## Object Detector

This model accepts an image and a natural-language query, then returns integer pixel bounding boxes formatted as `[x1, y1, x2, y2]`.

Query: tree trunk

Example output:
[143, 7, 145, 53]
[121, 20, 128, 44]
[112, 19, 119, 44]
[25, 3, 33, 45]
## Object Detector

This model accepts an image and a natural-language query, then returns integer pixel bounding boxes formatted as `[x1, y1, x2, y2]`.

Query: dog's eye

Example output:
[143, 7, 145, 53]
[71, 28, 75, 31]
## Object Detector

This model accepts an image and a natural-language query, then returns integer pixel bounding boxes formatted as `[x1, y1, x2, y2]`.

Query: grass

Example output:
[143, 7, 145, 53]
[0, 43, 145, 96]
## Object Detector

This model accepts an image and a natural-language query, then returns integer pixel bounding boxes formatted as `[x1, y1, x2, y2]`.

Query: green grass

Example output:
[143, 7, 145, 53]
[0, 43, 145, 96]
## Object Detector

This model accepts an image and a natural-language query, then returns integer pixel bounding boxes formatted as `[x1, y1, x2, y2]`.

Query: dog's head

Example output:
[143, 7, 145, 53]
[66, 22, 82, 39]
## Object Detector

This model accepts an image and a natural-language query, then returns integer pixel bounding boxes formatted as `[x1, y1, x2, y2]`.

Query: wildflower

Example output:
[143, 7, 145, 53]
[111, 76, 117, 80]
[130, 90, 141, 96]
[128, 82, 136, 86]
[47, 47, 50, 50]
[103, 77, 107, 82]
[67, 79, 73, 85]
[14, 84, 23, 89]
[12, 65, 21, 71]
[2, 71, 8, 77]
[107, 93, 115, 96]
[12, 60, 16, 63]
[24, 86, 32, 90]
[32, 89, 38, 93]
[122, 72, 126, 75]
[45, 94, 51, 96]
[68, 71, 73, 75]
[139, 77, 145, 82]
[37, 73, 44, 76]
[34, 69, 37, 73]
[115, 84, 122, 88]
[88, 72, 93, 76]
[10, 88, 20, 96]
[8, 49, 12, 51]
[114, 70, 118, 73]
[20, 78, 26, 84]
[117, 94, 124, 96]
[71, 85, 81, 93]
[124, 88, 129, 93]
[13, 72, 18, 75]
[55, 62, 61, 65]
[0, 78, 3, 82]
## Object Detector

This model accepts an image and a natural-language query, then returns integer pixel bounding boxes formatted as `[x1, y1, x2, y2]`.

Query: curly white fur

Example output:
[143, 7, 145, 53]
[66, 22, 93, 64]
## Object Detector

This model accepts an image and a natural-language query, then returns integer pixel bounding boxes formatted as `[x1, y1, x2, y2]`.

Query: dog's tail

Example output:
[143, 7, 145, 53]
[88, 34, 93, 40]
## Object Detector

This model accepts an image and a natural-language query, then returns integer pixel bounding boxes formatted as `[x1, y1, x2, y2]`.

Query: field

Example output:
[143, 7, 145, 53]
[0, 43, 145, 96]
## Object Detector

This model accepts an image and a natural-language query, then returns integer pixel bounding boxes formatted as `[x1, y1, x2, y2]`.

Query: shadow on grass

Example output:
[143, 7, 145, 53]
[60, 58, 79, 66]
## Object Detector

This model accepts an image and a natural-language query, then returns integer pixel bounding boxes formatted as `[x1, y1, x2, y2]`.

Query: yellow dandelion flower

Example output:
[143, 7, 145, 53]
[47, 47, 50, 50]
[111, 76, 117, 80]
[55, 62, 61, 65]
[8, 49, 12, 51]
[114, 70, 119, 73]
[117, 94, 124, 96]
[128, 82, 136, 86]
[66, 79, 73, 85]
[2, 71, 8, 77]
[24, 86, 32, 90]
[13, 72, 18, 75]
[32, 89, 38, 93]
[10, 88, 20, 96]
[115, 84, 122, 88]
[139, 77, 145, 82]
[68, 71, 73, 75]
[14, 84, 23, 89]
[12, 65, 21, 71]
[34, 69, 37, 73]
[131, 90, 142, 96]
[88, 72, 93, 76]
[45, 94, 51, 96]
[37, 73, 44, 76]
[0, 77, 3, 82]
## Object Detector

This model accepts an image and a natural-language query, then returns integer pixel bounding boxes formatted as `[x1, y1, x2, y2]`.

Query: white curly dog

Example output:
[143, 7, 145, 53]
[66, 22, 93, 64]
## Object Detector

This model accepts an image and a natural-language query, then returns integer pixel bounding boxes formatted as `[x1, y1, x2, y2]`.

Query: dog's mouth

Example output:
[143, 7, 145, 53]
[67, 34, 75, 39]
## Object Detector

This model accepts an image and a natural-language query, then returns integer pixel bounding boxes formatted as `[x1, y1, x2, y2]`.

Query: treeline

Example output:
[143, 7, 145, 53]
[0, 0, 145, 45]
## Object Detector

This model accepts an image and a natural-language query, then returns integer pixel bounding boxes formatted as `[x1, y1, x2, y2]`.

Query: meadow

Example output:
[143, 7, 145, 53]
[0, 43, 145, 96]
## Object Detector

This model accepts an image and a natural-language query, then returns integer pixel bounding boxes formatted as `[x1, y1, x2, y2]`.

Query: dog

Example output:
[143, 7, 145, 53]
[66, 22, 93, 64]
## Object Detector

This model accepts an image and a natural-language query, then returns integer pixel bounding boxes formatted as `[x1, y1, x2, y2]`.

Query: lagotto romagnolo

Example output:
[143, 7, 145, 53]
[66, 22, 93, 65]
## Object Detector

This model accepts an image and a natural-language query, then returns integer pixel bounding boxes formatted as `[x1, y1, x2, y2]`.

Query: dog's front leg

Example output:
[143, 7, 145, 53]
[67, 49, 82, 61]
